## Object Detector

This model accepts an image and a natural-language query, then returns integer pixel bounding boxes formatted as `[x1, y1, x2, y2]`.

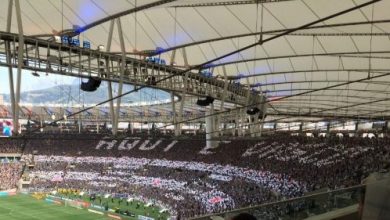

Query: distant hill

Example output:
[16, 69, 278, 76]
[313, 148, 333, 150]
[1, 82, 170, 105]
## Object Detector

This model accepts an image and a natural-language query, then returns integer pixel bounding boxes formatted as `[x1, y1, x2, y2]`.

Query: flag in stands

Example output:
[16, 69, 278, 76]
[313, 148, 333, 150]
[153, 178, 161, 186]
[209, 196, 222, 204]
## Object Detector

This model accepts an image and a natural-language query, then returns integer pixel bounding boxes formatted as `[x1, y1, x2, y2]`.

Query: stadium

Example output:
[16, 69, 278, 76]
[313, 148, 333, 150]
[0, 0, 390, 220]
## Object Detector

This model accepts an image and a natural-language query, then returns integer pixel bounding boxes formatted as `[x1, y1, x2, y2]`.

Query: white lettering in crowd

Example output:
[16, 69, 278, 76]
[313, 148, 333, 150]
[163, 140, 178, 152]
[199, 145, 218, 155]
[94, 138, 373, 168]
[96, 138, 178, 152]
[242, 141, 267, 157]
[139, 139, 162, 151]
[118, 139, 140, 151]
[95, 138, 117, 150]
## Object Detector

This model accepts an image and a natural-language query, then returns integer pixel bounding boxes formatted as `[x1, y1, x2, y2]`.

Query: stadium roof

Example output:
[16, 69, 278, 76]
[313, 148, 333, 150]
[2, 0, 390, 121]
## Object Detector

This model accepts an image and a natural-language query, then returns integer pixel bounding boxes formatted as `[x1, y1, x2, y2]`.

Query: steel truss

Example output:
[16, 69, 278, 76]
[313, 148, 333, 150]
[0, 31, 259, 107]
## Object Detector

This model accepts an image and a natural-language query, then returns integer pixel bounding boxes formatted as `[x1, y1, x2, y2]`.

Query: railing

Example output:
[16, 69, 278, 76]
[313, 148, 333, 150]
[191, 185, 364, 220]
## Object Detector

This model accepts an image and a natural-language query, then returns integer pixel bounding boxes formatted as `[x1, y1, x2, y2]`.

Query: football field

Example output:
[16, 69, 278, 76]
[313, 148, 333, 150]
[0, 195, 109, 220]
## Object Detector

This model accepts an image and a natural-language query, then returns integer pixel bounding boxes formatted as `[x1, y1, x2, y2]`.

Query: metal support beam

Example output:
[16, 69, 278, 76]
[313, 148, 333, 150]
[159, 19, 390, 55]
[106, 20, 116, 134]
[0, 30, 257, 107]
[182, 48, 189, 67]
[6, 0, 13, 32]
[234, 104, 239, 136]
[170, 91, 179, 136]
[206, 103, 218, 148]
[71, 0, 177, 36]
[211, 51, 390, 68]
[6, 0, 17, 135]
[218, 66, 229, 136]
[113, 18, 126, 135]
[14, 0, 24, 135]
[78, 110, 82, 133]
[169, 50, 176, 65]
[177, 73, 188, 136]
[148, 0, 379, 134]
[172, 0, 292, 8]
[96, 108, 100, 134]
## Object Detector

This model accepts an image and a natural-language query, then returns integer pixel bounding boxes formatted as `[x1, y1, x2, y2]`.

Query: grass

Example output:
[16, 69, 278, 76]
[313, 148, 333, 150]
[0, 194, 169, 220]
[0, 195, 107, 220]
[58, 192, 169, 219]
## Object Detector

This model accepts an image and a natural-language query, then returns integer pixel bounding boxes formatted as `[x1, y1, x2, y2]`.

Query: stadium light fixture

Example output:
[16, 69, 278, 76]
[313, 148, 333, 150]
[196, 96, 214, 107]
[97, 45, 105, 51]
[81, 77, 102, 92]
[54, 36, 61, 43]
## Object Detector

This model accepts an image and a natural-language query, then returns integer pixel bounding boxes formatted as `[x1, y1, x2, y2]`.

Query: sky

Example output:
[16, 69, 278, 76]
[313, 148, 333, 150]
[0, 67, 171, 105]
[0, 67, 76, 94]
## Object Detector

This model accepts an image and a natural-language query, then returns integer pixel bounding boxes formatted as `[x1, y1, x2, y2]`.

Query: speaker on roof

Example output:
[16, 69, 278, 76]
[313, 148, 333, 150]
[246, 95, 268, 117]
[246, 107, 260, 115]
[81, 77, 101, 92]
[196, 96, 214, 107]
[196, 98, 208, 107]
[206, 96, 214, 104]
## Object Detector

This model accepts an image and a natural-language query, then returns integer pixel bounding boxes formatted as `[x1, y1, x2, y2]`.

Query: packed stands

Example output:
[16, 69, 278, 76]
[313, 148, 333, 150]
[0, 162, 22, 190]
[9, 134, 387, 218]
[0, 138, 24, 154]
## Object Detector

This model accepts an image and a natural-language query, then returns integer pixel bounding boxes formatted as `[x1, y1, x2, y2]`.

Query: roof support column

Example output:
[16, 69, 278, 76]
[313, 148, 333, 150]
[170, 91, 179, 136]
[177, 73, 188, 136]
[206, 103, 218, 149]
[239, 109, 245, 137]
[105, 20, 116, 134]
[176, 100, 183, 135]
[249, 115, 257, 138]
[6, 0, 17, 135]
[234, 106, 239, 136]
[181, 48, 189, 67]
[174, 47, 190, 136]
[96, 109, 100, 134]
[78, 113, 82, 133]
[218, 66, 229, 136]
[169, 50, 176, 65]
[257, 111, 266, 137]
[231, 119, 235, 137]
[113, 18, 126, 135]
[15, 0, 24, 135]
[104, 18, 126, 135]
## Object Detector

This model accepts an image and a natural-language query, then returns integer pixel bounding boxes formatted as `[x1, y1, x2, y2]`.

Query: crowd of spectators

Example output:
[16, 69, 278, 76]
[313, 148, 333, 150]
[0, 134, 389, 219]
[29, 155, 266, 218]
[0, 138, 23, 190]
[0, 162, 22, 190]
[0, 138, 23, 154]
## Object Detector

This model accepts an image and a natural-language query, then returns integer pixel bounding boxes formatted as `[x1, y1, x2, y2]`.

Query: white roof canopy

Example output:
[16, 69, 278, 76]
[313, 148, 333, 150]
[2, 0, 390, 120]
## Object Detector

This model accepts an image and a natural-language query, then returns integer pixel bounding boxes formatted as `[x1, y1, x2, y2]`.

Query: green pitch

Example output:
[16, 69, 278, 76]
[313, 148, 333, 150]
[0, 195, 107, 220]
[0, 194, 169, 220]
[0, 195, 169, 220]
[59, 193, 169, 220]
